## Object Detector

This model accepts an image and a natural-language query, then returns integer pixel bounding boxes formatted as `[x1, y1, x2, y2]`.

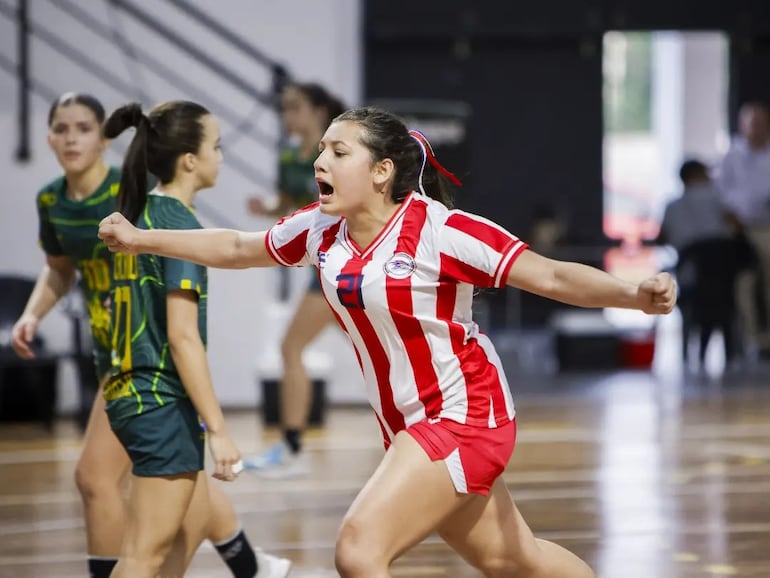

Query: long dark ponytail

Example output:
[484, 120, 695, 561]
[104, 103, 150, 224]
[104, 100, 210, 224]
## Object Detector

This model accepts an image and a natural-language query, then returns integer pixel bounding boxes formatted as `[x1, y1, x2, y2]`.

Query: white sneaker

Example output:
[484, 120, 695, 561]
[255, 549, 292, 577]
[257, 451, 311, 480]
[242, 443, 287, 471]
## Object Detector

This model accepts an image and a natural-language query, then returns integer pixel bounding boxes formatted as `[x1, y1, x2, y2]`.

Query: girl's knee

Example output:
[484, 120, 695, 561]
[476, 544, 545, 578]
[74, 459, 123, 501]
[280, 336, 304, 361]
[335, 519, 386, 577]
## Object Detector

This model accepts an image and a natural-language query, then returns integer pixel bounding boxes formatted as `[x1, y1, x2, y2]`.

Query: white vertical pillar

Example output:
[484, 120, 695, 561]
[652, 32, 728, 201]
[681, 33, 728, 165]
[652, 31, 684, 199]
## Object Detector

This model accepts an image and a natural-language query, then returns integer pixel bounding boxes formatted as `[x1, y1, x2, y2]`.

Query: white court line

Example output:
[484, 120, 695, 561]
[1, 422, 769, 465]
[0, 518, 84, 537]
[3, 521, 770, 568]
[47, 573, 339, 578]
[4, 479, 770, 538]
[0, 447, 82, 465]
[708, 442, 770, 460]
[2, 459, 769, 508]
[682, 423, 770, 439]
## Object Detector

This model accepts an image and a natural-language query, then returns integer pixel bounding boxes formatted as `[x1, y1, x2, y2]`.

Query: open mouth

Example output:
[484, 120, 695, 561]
[317, 180, 334, 199]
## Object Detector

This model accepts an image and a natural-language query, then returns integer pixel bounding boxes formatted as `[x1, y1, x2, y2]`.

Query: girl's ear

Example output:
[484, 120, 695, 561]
[372, 157, 395, 191]
[181, 152, 196, 173]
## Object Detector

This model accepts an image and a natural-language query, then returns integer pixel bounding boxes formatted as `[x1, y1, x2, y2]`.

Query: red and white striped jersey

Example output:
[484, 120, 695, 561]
[265, 192, 528, 443]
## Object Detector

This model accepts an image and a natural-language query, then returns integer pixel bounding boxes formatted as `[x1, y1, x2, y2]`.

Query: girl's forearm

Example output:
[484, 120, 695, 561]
[23, 263, 76, 320]
[139, 228, 271, 269]
[169, 334, 226, 433]
[549, 261, 638, 309]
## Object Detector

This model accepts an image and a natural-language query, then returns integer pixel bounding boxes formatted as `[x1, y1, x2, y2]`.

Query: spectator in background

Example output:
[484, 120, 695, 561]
[245, 82, 346, 477]
[715, 102, 770, 359]
[658, 160, 731, 253]
[657, 159, 737, 367]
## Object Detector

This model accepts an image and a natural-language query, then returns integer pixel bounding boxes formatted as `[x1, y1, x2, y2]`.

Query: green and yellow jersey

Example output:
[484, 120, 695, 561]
[278, 144, 318, 208]
[36, 167, 121, 376]
[104, 193, 207, 422]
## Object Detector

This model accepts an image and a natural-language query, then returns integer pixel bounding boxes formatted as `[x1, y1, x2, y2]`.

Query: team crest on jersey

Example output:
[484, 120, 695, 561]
[383, 252, 416, 279]
[38, 192, 57, 208]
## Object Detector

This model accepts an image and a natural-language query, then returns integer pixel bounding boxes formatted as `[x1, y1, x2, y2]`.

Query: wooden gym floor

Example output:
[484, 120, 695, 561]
[2, 368, 770, 577]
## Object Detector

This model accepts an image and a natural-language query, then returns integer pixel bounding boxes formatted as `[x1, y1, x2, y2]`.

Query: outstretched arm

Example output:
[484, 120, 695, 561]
[506, 249, 676, 314]
[98, 212, 276, 269]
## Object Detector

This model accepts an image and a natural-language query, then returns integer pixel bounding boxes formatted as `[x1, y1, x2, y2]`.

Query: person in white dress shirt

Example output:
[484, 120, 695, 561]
[715, 102, 770, 355]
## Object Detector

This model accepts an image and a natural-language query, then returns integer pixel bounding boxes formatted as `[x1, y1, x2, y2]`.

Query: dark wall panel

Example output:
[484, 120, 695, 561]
[463, 39, 603, 242]
[365, 1, 770, 246]
[366, 36, 604, 243]
[366, 1, 770, 38]
[605, 0, 768, 32]
[730, 35, 770, 131]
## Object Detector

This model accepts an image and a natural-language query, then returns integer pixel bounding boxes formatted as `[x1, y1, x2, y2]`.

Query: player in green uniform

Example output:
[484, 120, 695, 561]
[12, 94, 289, 578]
[245, 82, 345, 477]
[102, 100, 290, 578]
[11, 93, 130, 578]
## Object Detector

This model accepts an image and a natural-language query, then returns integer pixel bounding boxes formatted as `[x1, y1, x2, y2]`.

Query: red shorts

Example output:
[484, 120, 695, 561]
[406, 417, 517, 496]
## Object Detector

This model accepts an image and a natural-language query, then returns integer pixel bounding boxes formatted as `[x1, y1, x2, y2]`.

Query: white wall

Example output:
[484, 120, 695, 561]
[652, 31, 728, 197]
[0, 0, 366, 411]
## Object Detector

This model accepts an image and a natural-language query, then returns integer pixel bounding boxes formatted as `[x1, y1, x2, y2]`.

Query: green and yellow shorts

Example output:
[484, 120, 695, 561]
[110, 398, 205, 477]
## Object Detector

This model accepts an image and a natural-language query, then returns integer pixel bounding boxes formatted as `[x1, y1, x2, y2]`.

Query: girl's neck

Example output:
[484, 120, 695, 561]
[64, 161, 109, 201]
[156, 181, 197, 207]
[346, 197, 402, 250]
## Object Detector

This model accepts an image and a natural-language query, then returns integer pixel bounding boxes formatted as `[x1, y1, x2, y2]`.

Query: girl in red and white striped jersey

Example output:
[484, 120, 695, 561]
[99, 107, 676, 578]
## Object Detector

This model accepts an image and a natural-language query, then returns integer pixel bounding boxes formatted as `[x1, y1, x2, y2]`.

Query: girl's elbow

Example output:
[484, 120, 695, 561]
[529, 267, 561, 299]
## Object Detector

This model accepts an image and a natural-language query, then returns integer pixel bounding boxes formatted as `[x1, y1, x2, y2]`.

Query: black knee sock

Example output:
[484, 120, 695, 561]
[88, 557, 118, 578]
[283, 428, 302, 454]
[214, 529, 258, 578]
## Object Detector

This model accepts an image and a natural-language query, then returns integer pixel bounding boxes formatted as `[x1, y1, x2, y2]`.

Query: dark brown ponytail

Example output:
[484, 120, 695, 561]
[104, 100, 211, 224]
[104, 103, 149, 224]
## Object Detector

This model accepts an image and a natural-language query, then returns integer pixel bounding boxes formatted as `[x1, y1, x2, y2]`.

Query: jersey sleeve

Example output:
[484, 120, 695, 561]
[265, 203, 321, 267]
[438, 210, 529, 288]
[163, 257, 206, 295]
[152, 199, 206, 294]
[36, 193, 65, 256]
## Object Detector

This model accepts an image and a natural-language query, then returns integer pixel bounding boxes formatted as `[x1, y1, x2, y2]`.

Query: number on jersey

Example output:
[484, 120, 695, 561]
[336, 273, 365, 309]
[111, 286, 133, 371]
[80, 258, 110, 291]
